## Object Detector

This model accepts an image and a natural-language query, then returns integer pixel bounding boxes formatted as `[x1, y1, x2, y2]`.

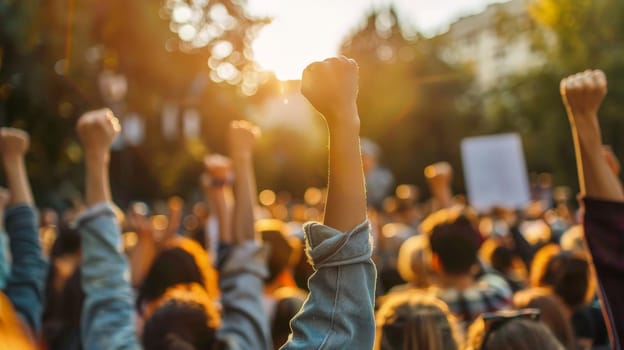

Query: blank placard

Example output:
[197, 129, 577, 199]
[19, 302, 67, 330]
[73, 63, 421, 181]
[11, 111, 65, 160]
[461, 133, 530, 212]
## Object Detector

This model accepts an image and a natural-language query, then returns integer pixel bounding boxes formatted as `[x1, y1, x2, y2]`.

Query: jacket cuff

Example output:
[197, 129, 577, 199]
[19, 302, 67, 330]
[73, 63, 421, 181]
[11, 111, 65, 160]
[73, 202, 117, 228]
[303, 220, 372, 269]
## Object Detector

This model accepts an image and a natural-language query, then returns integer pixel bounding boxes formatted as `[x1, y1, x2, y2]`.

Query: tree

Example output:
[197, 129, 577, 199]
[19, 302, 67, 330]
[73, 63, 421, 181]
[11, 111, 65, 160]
[340, 8, 479, 194]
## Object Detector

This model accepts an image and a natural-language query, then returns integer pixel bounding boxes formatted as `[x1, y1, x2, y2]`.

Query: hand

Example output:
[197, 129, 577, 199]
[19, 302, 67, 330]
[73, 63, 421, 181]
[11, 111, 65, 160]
[560, 70, 607, 124]
[424, 162, 453, 188]
[301, 56, 359, 127]
[76, 108, 121, 155]
[228, 120, 260, 157]
[204, 154, 232, 182]
[0, 128, 30, 160]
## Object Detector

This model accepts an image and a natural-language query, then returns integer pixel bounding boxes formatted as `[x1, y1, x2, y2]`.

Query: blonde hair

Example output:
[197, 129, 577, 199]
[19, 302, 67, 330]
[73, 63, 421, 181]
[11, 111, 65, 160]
[375, 292, 461, 350]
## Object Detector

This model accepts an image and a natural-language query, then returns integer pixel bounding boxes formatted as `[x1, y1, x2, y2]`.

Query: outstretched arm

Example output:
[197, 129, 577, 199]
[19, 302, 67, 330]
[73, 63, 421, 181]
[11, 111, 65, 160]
[217, 120, 272, 349]
[203, 154, 234, 245]
[0, 128, 47, 334]
[75, 109, 139, 350]
[561, 70, 623, 201]
[282, 57, 375, 350]
[561, 70, 624, 349]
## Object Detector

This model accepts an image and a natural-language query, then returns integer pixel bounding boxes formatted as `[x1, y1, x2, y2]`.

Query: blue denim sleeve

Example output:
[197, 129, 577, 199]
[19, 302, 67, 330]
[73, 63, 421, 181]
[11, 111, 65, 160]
[4, 204, 47, 333]
[76, 203, 141, 350]
[218, 240, 272, 350]
[0, 230, 10, 289]
[281, 221, 376, 350]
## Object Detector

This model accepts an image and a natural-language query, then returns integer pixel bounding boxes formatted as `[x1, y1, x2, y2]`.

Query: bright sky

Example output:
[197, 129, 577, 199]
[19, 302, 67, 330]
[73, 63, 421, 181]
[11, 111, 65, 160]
[246, 0, 509, 80]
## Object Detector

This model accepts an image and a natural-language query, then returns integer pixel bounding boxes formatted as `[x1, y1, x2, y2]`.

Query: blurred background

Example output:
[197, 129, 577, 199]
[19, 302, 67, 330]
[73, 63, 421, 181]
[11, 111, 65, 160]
[0, 0, 623, 210]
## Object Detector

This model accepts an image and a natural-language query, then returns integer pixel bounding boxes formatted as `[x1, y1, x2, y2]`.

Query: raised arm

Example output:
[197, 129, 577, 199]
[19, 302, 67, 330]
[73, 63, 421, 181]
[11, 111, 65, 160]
[0, 128, 47, 334]
[561, 70, 624, 349]
[282, 56, 375, 350]
[216, 120, 272, 349]
[75, 109, 139, 350]
[561, 70, 623, 201]
[229, 121, 261, 243]
[203, 154, 234, 245]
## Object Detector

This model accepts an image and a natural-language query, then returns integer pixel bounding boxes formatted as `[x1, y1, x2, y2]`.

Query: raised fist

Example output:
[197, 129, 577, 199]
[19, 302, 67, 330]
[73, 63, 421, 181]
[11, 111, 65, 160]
[76, 109, 121, 154]
[424, 162, 453, 185]
[301, 56, 359, 126]
[204, 154, 232, 182]
[0, 128, 30, 158]
[228, 120, 260, 156]
[560, 70, 607, 122]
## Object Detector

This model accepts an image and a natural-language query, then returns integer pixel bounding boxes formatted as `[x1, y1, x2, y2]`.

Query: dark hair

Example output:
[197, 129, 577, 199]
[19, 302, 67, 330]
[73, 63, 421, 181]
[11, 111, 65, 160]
[491, 246, 513, 274]
[532, 249, 594, 309]
[429, 216, 480, 275]
[262, 230, 295, 283]
[142, 299, 222, 350]
[137, 247, 205, 311]
[272, 291, 305, 349]
[513, 289, 576, 350]
[481, 319, 564, 350]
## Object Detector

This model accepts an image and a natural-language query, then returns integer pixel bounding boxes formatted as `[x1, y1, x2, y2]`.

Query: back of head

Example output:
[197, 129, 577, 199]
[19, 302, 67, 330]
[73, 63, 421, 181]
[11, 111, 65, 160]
[397, 235, 431, 288]
[375, 293, 460, 350]
[513, 289, 576, 350]
[481, 319, 564, 350]
[137, 247, 206, 309]
[257, 219, 299, 283]
[426, 212, 481, 275]
[531, 246, 594, 309]
[272, 288, 306, 349]
[143, 298, 221, 350]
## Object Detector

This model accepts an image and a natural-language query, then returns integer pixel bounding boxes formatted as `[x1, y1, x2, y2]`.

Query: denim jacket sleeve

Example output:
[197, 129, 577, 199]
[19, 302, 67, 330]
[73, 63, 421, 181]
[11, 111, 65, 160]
[76, 203, 141, 350]
[217, 240, 272, 350]
[0, 229, 10, 289]
[3, 204, 47, 333]
[281, 220, 376, 350]
[583, 197, 624, 350]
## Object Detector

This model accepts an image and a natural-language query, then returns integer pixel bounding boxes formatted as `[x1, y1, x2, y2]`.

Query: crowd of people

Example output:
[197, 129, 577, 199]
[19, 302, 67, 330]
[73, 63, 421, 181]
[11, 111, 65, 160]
[1, 57, 623, 350]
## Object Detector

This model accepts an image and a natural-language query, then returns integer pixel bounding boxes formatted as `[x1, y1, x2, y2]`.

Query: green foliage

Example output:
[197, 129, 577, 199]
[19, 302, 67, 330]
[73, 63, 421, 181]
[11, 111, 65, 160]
[483, 0, 624, 190]
[341, 9, 481, 194]
[0, 0, 265, 208]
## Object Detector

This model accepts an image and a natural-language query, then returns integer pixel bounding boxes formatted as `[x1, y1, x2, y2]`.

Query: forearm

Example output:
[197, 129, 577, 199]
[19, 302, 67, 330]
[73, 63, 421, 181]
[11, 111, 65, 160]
[4, 205, 47, 332]
[572, 117, 624, 201]
[206, 186, 233, 243]
[231, 154, 257, 243]
[129, 235, 157, 288]
[78, 204, 140, 349]
[2, 156, 33, 206]
[85, 152, 112, 206]
[324, 117, 367, 232]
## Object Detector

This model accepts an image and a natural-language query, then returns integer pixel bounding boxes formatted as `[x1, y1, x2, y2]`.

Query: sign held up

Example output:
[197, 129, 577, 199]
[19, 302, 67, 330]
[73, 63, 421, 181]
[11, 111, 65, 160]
[461, 133, 530, 212]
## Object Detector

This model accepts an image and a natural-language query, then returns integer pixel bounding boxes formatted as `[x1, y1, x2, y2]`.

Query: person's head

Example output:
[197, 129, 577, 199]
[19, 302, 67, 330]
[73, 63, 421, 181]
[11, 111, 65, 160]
[513, 288, 576, 350]
[271, 288, 306, 349]
[142, 290, 222, 350]
[490, 245, 514, 275]
[137, 239, 221, 349]
[375, 293, 460, 350]
[530, 245, 595, 310]
[397, 235, 432, 289]
[466, 310, 565, 350]
[257, 219, 301, 284]
[421, 207, 482, 278]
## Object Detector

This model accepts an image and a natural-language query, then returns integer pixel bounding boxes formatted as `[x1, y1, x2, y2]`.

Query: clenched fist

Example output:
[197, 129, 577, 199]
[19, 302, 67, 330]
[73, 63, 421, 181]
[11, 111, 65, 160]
[560, 70, 607, 124]
[76, 109, 121, 154]
[228, 120, 260, 157]
[301, 56, 359, 127]
[0, 128, 30, 159]
[204, 154, 232, 182]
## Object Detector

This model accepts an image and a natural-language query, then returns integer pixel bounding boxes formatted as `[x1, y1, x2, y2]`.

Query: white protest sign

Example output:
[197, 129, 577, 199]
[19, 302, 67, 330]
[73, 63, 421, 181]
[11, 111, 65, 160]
[461, 133, 530, 212]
